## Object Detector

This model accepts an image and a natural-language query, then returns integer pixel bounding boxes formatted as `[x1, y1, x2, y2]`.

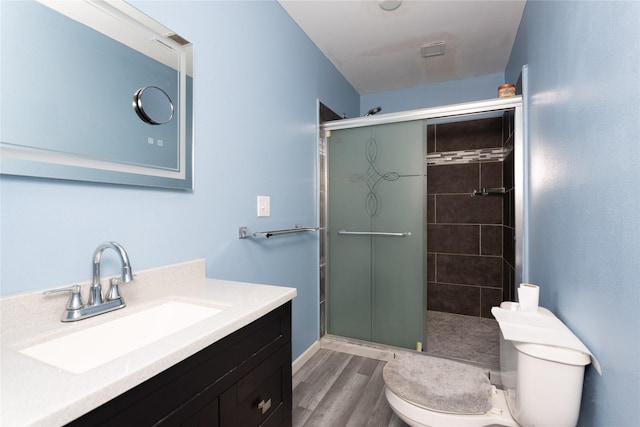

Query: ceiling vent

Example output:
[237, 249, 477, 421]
[421, 42, 446, 58]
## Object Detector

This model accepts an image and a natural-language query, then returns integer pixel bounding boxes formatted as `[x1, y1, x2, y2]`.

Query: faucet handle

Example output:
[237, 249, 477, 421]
[105, 278, 123, 302]
[43, 284, 85, 310]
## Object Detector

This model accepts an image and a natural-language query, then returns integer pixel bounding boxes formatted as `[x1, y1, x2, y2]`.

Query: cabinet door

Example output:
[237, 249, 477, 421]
[220, 344, 292, 427]
[181, 397, 219, 427]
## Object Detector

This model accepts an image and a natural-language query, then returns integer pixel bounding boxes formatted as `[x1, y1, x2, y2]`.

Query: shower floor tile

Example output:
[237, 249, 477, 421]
[321, 311, 499, 372]
[425, 310, 500, 369]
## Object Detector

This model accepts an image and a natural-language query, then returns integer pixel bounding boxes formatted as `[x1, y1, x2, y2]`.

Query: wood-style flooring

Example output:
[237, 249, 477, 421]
[292, 348, 407, 427]
[292, 312, 500, 426]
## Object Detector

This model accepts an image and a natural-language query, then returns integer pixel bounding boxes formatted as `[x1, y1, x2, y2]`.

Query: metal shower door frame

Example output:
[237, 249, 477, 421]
[320, 96, 526, 340]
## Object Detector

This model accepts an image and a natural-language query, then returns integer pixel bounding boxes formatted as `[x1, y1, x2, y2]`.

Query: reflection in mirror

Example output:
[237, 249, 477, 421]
[0, 1, 194, 190]
[133, 86, 175, 125]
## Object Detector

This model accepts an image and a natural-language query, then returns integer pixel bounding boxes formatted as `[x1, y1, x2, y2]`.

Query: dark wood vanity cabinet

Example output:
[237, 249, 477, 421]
[67, 302, 292, 427]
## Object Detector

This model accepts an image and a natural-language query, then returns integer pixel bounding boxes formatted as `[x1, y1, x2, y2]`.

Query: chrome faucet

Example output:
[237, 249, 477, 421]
[44, 241, 134, 322]
[90, 241, 134, 306]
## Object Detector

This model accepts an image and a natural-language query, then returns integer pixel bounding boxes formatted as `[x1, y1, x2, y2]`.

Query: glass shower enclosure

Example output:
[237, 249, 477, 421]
[326, 121, 426, 349]
[322, 96, 525, 352]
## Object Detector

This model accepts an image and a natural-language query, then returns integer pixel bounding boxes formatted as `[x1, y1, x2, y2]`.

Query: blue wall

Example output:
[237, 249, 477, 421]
[360, 72, 505, 115]
[506, 2, 640, 426]
[4, 6, 638, 423]
[0, 0, 359, 360]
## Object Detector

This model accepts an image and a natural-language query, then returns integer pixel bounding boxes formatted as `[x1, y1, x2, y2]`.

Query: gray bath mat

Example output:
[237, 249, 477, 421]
[383, 353, 492, 415]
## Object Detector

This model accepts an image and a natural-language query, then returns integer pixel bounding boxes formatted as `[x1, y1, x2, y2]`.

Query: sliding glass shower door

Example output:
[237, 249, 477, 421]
[326, 120, 425, 349]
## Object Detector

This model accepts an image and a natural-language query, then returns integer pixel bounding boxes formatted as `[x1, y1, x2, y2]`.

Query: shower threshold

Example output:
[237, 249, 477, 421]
[320, 330, 500, 384]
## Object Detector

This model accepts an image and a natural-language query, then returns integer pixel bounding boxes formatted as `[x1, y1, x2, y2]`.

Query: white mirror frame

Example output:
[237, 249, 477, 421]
[0, 0, 194, 190]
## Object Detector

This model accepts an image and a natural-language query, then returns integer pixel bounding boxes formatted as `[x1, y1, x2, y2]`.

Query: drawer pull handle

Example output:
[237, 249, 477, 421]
[257, 398, 272, 414]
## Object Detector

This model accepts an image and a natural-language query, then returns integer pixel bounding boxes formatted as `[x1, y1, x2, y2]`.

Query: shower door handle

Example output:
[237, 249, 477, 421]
[338, 230, 411, 237]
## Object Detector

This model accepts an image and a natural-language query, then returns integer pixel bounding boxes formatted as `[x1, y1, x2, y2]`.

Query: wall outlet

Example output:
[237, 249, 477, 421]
[257, 196, 270, 217]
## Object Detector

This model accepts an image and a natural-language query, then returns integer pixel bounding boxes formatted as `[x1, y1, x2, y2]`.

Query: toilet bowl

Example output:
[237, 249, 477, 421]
[383, 302, 596, 427]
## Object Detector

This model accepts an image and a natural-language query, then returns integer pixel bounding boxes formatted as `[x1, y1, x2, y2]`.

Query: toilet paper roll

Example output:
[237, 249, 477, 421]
[518, 283, 539, 313]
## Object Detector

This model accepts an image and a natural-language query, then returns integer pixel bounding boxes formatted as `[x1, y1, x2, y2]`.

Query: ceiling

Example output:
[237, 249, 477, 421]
[278, 0, 526, 95]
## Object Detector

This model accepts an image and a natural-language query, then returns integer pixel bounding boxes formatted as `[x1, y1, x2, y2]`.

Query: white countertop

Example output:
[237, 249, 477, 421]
[0, 259, 297, 426]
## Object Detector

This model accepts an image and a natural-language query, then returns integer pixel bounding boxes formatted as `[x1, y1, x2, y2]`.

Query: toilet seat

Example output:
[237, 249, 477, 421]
[383, 354, 519, 427]
[383, 354, 493, 414]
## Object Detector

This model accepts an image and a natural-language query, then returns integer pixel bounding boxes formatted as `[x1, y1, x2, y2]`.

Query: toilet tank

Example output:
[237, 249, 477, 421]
[500, 333, 591, 427]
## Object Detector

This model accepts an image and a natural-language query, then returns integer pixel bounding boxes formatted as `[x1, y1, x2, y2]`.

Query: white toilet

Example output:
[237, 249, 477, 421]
[383, 302, 598, 427]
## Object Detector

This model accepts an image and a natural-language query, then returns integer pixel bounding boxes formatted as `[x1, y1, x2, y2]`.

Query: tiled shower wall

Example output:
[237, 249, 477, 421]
[426, 114, 515, 318]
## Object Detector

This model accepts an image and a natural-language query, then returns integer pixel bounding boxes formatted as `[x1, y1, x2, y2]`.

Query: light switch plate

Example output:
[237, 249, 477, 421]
[257, 196, 270, 217]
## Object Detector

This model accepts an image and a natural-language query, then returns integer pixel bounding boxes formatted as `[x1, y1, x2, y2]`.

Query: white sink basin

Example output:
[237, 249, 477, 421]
[20, 301, 227, 374]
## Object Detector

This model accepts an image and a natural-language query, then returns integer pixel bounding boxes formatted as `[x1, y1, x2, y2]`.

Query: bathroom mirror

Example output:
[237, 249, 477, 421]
[0, 0, 194, 190]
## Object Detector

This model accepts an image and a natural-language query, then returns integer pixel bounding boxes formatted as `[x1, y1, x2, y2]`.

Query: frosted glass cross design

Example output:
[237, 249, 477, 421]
[349, 135, 400, 218]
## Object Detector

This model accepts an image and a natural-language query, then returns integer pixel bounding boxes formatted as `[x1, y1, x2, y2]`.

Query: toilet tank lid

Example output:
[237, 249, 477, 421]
[513, 342, 591, 366]
[491, 304, 601, 374]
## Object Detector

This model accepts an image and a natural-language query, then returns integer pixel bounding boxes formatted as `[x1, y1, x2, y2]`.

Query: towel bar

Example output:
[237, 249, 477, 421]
[239, 224, 319, 239]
